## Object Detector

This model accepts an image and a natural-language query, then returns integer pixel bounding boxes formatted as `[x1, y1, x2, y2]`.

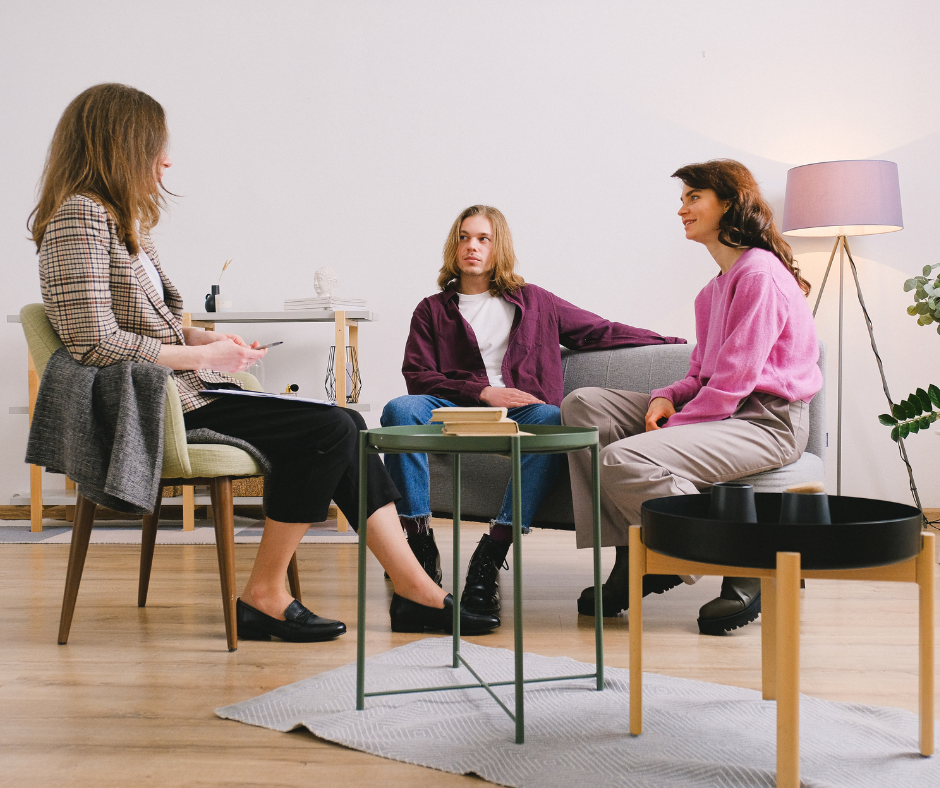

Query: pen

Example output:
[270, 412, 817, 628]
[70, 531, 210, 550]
[255, 341, 283, 349]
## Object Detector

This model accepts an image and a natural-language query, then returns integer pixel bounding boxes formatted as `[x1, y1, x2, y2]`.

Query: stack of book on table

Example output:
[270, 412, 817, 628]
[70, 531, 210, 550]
[284, 296, 367, 311]
[430, 407, 532, 436]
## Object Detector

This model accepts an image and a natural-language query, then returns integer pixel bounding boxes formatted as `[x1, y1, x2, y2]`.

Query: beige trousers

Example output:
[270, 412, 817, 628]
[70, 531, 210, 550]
[561, 388, 810, 548]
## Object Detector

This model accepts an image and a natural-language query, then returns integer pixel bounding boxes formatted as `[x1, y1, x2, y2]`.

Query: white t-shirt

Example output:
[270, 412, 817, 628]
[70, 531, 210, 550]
[457, 291, 515, 388]
[137, 245, 165, 302]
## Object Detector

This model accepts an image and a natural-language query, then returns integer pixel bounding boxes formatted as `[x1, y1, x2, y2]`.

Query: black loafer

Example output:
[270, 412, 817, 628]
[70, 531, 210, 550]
[389, 593, 500, 635]
[236, 598, 346, 642]
[697, 577, 761, 635]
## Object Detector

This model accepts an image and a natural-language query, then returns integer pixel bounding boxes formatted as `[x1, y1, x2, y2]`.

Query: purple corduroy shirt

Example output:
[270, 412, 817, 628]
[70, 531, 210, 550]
[402, 283, 687, 407]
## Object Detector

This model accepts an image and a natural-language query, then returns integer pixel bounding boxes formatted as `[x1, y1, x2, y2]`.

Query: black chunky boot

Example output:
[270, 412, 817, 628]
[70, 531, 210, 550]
[577, 545, 682, 616]
[460, 534, 511, 614]
[385, 522, 443, 586]
[697, 577, 761, 635]
[408, 530, 443, 586]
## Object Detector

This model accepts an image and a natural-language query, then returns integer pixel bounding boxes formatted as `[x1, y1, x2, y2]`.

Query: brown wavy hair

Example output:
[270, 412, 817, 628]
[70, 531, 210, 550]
[672, 159, 811, 296]
[29, 83, 169, 254]
[438, 205, 525, 295]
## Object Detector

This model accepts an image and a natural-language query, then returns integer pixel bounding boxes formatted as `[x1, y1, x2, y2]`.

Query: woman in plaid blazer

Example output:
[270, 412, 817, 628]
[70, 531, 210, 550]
[29, 83, 499, 642]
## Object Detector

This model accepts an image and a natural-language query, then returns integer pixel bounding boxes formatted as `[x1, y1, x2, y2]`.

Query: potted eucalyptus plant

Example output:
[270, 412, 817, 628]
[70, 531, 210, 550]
[879, 266, 940, 441]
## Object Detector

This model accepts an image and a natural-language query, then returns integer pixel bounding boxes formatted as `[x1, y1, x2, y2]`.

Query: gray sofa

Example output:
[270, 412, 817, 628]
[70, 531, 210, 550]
[429, 343, 827, 527]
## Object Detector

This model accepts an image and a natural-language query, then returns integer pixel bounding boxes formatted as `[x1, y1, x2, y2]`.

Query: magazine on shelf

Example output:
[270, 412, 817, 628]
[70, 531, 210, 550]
[284, 296, 367, 311]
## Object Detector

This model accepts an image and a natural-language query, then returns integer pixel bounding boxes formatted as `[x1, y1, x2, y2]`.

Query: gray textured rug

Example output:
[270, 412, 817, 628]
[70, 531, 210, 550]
[216, 638, 937, 788]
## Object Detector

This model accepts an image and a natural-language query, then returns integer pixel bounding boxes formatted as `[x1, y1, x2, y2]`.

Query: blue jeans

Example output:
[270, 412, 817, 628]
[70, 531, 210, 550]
[381, 395, 562, 533]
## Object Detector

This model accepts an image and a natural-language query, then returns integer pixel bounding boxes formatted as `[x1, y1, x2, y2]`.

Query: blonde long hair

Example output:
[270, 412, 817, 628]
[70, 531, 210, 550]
[29, 83, 169, 254]
[438, 205, 525, 295]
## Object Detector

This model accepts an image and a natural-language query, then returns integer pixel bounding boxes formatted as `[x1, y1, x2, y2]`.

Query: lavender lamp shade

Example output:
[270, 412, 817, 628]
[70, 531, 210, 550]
[782, 160, 903, 237]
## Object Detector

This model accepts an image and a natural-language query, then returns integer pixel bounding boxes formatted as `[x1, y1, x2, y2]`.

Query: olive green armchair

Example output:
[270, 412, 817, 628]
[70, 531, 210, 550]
[20, 303, 298, 651]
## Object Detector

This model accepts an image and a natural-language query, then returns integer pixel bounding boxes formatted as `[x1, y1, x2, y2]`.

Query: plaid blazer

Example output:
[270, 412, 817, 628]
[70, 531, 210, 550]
[39, 194, 242, 413]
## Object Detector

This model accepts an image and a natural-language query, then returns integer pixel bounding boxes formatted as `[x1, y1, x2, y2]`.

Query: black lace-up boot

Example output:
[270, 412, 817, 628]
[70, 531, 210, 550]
[460, 534, 511, 614]
[408, 529, 443, 586]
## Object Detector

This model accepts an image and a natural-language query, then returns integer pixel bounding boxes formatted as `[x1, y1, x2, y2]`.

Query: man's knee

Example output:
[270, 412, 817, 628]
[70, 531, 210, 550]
[381, 395, 433, 427]
[528, 403, 561, 426]
[561, 387, 607, 427]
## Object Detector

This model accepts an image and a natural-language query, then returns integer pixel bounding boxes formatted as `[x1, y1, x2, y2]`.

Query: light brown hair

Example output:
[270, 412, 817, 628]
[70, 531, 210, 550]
[672, 159, 811, 296]
[438, 205, 525, 295]
[29, 83, 169, 254]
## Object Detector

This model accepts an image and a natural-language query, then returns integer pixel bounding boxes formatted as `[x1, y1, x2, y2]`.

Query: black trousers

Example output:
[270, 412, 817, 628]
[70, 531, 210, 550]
[184, 397, 399, 526]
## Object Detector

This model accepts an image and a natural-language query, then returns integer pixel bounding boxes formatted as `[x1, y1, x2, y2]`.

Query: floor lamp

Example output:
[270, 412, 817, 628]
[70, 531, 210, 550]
[781, 160, 919, 505]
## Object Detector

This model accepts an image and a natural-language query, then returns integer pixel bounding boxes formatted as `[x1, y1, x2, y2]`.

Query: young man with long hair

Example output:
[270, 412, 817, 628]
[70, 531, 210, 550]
[382, 205, 685, 614]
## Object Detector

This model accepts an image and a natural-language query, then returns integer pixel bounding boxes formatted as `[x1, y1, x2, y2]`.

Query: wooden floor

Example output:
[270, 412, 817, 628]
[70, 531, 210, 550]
[1, 519, 937, 788]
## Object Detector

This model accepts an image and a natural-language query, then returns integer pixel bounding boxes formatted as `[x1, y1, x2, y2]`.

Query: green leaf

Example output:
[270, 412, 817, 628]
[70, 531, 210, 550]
[917, 276, 930, 284]
[908, 304, 920, 316]
[916, 286, 928, 299]
[909, 395, 924, 416]
[901, 399, 917, 418]
[931, 412, 939, 423]
[893, 402, 907, 420]
[920, 416, 932, 429]
[917, 302, 930, 314]
[878, 413, 898, 425]
[891, 425, 900, 442]
[924, 265, 933, 276]
[901, 422, 910, 439]
[919, 315, 935, 325]
[909, 420, 920, 434]
[905, 278, 918, 292]
[929, 384, 940, 407]
[916, 388, 932, 410]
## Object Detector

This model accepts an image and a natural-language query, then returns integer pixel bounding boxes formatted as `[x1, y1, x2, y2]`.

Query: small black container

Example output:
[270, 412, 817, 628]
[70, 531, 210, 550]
[205, 284, 220, 312]
[779, 491, 831, 525]
[709, 482, 757, 523]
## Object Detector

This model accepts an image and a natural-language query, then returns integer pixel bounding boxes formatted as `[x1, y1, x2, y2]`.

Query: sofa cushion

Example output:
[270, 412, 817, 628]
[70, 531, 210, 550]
[429, 342, 826, 529]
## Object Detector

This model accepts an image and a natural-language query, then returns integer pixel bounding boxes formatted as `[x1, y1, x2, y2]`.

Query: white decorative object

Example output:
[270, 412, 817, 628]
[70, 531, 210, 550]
[314, 266, 338, 298]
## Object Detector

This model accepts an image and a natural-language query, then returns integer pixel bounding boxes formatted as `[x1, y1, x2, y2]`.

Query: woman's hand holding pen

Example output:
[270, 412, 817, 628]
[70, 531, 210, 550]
[199, 338, 267, 372]
[645, 397, 675, 431]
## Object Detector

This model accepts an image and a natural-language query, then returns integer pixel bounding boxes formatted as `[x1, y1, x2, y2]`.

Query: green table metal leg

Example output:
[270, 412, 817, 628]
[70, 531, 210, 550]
[452, 453, 461, 668]
[356, 432, 369, 711]
[592, 441, 604, 689]
[511, 435, 524, 744]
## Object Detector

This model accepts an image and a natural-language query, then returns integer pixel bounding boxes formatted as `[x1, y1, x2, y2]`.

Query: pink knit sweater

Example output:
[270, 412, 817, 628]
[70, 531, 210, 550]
[650, 248, 822, 428]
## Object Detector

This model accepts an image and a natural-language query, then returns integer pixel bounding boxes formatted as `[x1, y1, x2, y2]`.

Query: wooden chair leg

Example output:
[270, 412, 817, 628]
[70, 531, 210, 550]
[776, 552, 802, 788]
[917, 531, 935, 756]
[628, 525, 645, 735]
[182, 485, 195, 532]
[138, 484, 165, 607]
[287, 552, 302, 603]
[209, 478, 238, 651]
[761, 576, 777, 700]
[57, 494, 97, 644]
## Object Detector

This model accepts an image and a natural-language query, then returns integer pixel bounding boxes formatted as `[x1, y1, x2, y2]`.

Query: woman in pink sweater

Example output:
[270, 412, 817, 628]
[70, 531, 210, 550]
[562, 159, 821, 634]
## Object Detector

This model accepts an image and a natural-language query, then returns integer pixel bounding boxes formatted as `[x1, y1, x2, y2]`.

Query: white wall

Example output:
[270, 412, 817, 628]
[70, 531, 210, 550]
[2, 1, 939, 507]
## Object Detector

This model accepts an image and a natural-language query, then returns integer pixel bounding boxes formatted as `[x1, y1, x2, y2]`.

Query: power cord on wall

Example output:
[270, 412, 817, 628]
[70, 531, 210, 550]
[844, 245, 937, 530]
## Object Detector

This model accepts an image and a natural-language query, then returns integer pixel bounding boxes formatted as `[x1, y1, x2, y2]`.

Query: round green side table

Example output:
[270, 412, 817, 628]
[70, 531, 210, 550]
[355, 424, 603, 744]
